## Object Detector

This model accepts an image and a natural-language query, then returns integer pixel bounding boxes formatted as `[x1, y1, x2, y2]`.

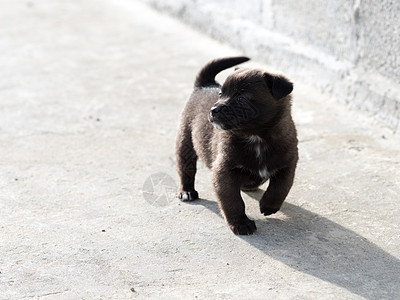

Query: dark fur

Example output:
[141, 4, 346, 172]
[176, 57, 298, 235]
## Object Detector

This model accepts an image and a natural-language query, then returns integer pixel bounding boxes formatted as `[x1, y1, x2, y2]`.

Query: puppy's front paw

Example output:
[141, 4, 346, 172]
[229, 218, 257, 235]
[177, 190, 199, 201]
[260, 200, 280, 216]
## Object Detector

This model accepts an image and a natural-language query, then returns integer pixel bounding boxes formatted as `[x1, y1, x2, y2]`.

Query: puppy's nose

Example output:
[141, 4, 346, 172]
[210, 106, 222, 115]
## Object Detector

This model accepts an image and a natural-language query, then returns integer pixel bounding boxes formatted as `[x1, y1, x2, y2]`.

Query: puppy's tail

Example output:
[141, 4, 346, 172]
[194, 56, 250, 88]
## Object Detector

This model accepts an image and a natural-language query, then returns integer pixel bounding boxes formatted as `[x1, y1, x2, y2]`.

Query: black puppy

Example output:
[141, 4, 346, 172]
[176, 57, 298, 235]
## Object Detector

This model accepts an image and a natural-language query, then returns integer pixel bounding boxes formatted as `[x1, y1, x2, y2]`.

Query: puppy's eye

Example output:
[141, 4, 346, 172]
[218, 92, 222, 98]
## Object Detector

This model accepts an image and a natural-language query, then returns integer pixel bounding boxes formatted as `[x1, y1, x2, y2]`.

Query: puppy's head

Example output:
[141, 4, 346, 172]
[209, 68, 293, 132]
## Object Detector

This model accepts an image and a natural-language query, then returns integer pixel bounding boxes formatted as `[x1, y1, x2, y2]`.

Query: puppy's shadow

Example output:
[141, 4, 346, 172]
[190, 193, 400, 300]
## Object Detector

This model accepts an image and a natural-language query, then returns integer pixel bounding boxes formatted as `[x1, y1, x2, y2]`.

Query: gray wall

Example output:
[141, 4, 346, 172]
[142, 0, 400, 132]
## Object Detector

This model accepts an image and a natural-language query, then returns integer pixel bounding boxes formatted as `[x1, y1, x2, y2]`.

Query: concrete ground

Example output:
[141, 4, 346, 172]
[0, 0, 399, 299]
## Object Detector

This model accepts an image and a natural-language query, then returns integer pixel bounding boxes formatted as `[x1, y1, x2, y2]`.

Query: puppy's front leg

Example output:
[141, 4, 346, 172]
[212, 169, 256, 235]
[260, 165, 296, 216]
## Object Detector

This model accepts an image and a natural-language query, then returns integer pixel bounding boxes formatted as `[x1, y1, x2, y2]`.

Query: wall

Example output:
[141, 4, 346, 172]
[141, 0, 400, 132]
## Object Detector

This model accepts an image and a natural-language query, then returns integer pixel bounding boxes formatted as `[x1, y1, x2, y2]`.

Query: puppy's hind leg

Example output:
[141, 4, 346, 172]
[176, 129, 199, 201]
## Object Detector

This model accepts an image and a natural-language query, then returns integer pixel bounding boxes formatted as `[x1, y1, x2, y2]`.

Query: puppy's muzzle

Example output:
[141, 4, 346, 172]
[209, 105, 225, 122]
[209, 106, 227, 130]
[210, 105, 223, 118]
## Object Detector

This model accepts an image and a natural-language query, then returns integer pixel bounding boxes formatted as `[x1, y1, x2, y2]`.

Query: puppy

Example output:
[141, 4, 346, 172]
[176, 57, 298, 235]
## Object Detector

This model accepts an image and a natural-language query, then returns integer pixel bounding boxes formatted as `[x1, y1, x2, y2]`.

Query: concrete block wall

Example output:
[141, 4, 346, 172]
[140, 0, 400, 132]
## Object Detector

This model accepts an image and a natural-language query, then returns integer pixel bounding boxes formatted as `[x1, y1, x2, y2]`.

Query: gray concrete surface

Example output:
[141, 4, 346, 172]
[142, 0, 400, 133]
[1, 0, 400, 299]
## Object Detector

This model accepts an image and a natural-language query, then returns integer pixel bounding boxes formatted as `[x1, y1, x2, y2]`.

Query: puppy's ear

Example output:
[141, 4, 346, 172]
[264, 73, 293, 99]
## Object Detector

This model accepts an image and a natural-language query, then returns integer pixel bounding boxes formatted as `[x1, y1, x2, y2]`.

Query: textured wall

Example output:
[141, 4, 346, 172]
[141, 0, 400, 132]
[359, 0, 400, 79]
